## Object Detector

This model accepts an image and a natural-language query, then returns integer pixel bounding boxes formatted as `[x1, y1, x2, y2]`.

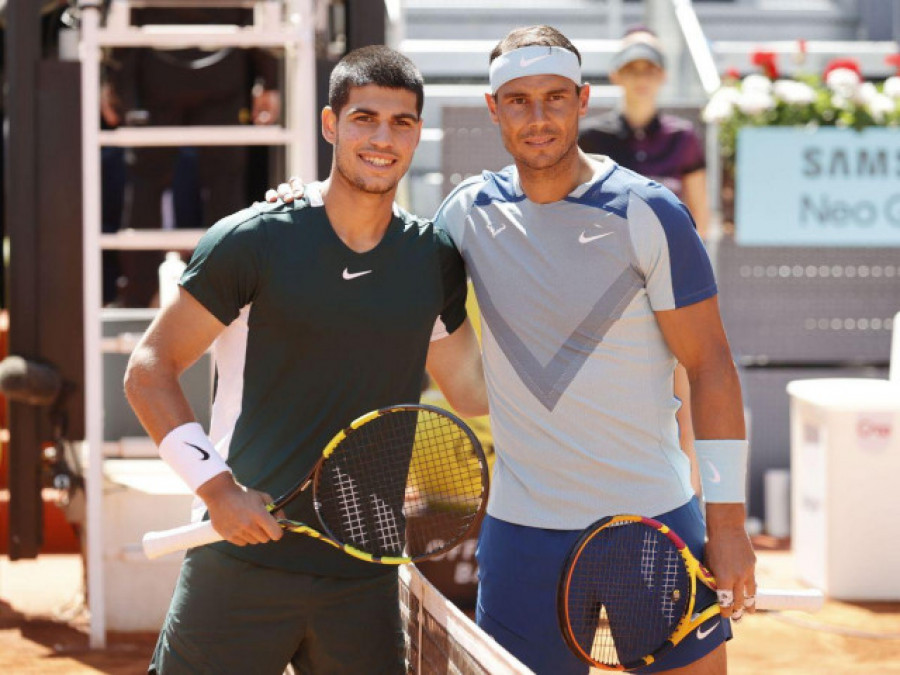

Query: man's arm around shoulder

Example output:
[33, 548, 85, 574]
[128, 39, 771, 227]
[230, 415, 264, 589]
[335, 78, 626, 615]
[426, 318, 488, 418]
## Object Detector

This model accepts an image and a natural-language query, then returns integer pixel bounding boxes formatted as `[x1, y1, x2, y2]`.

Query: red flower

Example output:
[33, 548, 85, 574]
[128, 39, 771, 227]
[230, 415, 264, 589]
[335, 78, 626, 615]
[751, 50, 779, 80]
[886, 53, 900, 75]
[724, 67, 741, 82]
[823, 58, 861, 80]
[793, 39, 808, 65]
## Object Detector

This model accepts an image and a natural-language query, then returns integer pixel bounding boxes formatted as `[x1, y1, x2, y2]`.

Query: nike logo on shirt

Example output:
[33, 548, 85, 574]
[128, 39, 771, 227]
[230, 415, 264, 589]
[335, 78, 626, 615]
[186, 442, 210, 461]
[578, 231, 613, 244]
[342, 268, 373, 280]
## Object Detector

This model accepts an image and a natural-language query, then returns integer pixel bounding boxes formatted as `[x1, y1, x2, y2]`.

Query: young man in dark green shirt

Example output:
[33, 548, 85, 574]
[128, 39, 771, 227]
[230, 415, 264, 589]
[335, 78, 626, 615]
[125, 46, 486, 674]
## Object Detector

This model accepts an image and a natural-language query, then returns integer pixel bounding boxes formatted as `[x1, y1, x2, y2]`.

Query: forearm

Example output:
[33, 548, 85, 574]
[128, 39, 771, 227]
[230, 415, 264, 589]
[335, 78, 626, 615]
[687, 355, 750, 525]
[686, 351, 745, 441]
[444, 355, 489, 418]
[688, 350, 747, 508]
[124, 345, 199, 444]
[693, 359, 754, 603]
[426, 319, 489, 418]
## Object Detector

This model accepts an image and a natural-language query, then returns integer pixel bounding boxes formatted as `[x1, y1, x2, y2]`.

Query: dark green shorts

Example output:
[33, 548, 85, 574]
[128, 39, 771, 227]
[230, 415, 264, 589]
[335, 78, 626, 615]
[149, 547, 405, 674]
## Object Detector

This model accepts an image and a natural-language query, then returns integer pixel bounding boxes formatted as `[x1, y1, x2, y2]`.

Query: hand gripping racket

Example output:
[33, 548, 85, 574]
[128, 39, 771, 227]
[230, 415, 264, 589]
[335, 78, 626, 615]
[557, 515, 824, 671]
[142, 404, 489, 563]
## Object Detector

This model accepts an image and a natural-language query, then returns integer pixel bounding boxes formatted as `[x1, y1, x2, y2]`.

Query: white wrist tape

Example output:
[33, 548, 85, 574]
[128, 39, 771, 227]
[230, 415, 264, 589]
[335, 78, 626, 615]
[158, 422, 231, 493]
[695, 439, 749, 503]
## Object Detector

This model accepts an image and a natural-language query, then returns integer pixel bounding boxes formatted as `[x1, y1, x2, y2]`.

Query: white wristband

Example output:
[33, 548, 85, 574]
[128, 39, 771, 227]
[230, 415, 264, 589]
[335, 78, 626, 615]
[158, 422, 231, 493]
[695, 439, 749, 503]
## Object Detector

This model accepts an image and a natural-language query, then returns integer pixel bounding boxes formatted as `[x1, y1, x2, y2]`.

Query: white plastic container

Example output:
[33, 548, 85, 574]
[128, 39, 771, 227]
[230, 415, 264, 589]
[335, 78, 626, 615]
[787, 378, 900, 600]
[158, 251, 186, 308]
[103, 459, 194, 631]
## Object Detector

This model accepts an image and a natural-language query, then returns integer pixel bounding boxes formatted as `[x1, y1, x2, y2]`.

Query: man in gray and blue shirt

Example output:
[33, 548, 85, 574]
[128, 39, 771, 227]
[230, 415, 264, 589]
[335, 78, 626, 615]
[433, 26, 755, 675]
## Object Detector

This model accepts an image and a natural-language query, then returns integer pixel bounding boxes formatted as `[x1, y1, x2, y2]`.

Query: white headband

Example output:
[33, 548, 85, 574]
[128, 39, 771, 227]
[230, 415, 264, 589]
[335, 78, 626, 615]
[489, 45, 582, 94]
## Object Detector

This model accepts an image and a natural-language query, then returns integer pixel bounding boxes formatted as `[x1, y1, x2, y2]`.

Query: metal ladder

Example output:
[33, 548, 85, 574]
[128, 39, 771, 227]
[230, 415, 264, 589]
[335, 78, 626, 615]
[78, 0, 319, 648]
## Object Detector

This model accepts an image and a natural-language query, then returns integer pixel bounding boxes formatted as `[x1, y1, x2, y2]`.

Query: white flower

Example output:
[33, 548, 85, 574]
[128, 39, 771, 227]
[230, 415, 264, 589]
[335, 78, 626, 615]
[742, 74, 773, 94]
[825, 67, 861, 99]
[702, 86, 740, 123]
[737, 89, 775, 115]
[866, 93, 896, 122]
[883, 76, 900, 99]
[831, 94, 851, 110]
[773, 79, 816, 105]
[854, 81, 878, 105]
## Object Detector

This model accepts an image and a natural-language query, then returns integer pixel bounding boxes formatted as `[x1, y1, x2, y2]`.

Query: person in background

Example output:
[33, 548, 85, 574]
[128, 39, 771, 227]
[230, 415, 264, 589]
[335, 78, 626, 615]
[579, 26, 711, 493]
[580, 27, 709, 237]
[102, 6, 281, 307]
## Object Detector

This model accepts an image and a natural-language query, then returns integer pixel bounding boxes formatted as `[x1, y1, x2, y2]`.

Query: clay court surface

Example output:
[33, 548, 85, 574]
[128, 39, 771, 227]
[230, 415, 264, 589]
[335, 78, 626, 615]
[1, 546, 898, 674]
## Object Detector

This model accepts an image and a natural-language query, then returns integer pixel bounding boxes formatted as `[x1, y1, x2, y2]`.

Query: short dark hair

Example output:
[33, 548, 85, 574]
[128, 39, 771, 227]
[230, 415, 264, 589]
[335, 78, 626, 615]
[328, 45, 425, 117]
[489, 25, 582, 65]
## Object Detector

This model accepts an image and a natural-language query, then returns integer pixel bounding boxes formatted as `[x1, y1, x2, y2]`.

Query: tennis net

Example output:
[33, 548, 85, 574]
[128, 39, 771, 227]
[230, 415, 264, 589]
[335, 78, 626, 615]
[400, 565, 532, 674]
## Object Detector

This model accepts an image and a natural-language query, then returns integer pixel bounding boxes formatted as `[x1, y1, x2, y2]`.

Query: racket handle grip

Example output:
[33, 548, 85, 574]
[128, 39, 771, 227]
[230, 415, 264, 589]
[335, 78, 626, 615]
[756, 588, 825, 613]
[142, 520, 223, 560]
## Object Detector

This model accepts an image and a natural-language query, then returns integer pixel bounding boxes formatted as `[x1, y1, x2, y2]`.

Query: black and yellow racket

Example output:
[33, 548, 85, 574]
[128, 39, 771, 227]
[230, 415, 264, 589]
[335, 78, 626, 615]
[142, 404, 489, 563]
[557, 515, 824, 671]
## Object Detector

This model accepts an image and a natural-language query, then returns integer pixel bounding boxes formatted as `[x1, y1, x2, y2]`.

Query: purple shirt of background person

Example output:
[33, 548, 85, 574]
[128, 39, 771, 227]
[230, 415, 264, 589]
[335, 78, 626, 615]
[578, 109, 706, 202]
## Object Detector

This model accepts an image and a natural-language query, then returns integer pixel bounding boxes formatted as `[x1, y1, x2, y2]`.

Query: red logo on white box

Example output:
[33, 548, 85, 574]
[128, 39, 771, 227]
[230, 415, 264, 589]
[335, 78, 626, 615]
[856, 413, 893, 452]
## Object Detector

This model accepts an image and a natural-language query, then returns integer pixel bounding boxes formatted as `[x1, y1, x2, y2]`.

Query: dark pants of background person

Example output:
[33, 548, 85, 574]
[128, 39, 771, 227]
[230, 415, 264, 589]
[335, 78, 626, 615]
[118, 49, 251, 307]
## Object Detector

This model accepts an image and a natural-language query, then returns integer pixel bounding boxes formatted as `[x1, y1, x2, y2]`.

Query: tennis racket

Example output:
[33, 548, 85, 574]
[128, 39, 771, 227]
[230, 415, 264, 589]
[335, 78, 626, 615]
[557, 514, 824, 671]
[142, 404, 489, 564]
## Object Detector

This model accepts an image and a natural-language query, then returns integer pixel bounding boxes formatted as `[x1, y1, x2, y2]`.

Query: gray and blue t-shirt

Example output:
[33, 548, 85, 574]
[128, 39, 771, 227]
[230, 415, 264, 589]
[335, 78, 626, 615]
[435, 157, 717, 528]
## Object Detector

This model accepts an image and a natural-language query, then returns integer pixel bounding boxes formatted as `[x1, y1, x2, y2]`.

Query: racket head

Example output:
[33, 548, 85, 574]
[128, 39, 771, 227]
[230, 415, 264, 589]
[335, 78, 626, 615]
[558, 515, 704, 671]
[310, 404, 489, 564]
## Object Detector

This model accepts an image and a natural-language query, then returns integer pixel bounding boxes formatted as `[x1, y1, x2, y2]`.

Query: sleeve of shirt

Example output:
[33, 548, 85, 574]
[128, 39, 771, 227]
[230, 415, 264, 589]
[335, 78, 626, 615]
[627, 186, 717, 311]
[180, 207, 268, 325]
[433, 175, 484, 251]
[430, 227, 468, 341]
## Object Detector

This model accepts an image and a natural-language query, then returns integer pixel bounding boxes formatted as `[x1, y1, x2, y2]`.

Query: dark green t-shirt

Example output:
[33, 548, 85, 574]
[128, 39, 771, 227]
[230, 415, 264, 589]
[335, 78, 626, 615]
[181, 185, 468, 577]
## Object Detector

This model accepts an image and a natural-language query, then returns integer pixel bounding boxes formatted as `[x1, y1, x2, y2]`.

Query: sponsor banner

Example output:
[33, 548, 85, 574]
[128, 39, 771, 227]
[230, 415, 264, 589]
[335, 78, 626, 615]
[736, 127, 900, 246]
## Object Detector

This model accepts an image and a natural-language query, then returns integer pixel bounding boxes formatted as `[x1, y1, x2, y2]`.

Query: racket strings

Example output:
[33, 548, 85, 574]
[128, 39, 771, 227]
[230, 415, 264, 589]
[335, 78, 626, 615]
[564, 522, 691, 668]
[331, 466, 368, 547]
[314, 408, 486, 560]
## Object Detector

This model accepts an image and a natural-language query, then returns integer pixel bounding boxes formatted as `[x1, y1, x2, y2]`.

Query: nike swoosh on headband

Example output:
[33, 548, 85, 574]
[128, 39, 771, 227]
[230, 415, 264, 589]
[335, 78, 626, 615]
[520, 53, 550, 68]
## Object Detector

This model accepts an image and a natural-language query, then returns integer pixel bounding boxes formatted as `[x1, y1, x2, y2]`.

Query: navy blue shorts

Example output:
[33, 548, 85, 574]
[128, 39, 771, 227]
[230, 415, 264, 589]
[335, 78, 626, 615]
[475, 498, 731, 674]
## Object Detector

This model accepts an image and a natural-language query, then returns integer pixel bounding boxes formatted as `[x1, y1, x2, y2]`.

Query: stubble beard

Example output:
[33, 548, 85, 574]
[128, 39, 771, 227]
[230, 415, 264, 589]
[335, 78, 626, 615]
[512, 134, 580, 176]
[335, 157, 396, 195]
[332, 128, 399, 195]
